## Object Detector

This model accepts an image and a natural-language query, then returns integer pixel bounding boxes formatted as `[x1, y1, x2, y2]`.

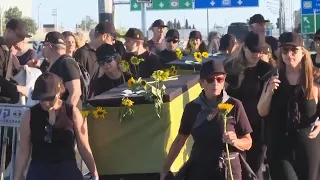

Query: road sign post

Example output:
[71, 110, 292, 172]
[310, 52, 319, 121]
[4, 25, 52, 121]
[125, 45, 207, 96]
[194, 0, 259, 9]
[130, 0, 193, 11]
[301, 0, 320, 34]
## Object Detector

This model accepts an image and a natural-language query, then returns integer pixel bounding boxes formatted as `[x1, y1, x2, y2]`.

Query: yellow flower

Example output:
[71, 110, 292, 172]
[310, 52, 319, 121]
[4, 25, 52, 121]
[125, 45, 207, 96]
[122, 98, 134, 107]
[80, 110, 90, 118]
[202, 52, 209, 58]
[138, 58, 145, 63]
[169, 66, 178, 76]
[130, 56, 140, 65]
[177, 52, 183, 60]
[152, 70, 168, 81]
[92, 107, 107, 119]
[194, 52, 202, 62]
[217, 103, 234, 114]
[128, 77, 135, 88]
[160, 71, 170, 81]
[121, 60, 129, 72]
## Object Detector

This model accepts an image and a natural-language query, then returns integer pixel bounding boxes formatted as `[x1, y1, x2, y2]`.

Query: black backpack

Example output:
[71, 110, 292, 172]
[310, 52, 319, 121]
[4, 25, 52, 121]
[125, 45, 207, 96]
[58, 55, 91, 104]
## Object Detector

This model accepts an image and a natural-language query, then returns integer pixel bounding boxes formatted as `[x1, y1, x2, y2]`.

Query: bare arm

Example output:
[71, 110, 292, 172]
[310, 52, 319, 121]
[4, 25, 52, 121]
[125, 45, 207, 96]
[161, 134, 189, 173]
[65, 79, 81, 106]
[14, 110, 31, 180]
[257, 76, 280, 117]
[73, 106, 98, 177]
[233, 134, 252, 151]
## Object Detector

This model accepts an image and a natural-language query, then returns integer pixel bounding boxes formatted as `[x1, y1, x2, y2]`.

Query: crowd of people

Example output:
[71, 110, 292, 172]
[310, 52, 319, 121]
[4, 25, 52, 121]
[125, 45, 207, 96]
[0, 12, 320, 180]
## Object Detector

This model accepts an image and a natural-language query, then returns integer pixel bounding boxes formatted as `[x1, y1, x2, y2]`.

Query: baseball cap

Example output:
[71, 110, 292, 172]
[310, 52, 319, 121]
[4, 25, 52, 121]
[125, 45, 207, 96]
[151, 19, 167, 28]
[278, 32, 304, 47]
[165, 29, 179, 39]
[261, 43, 272, 54]
[200, 60, 226, 79]
[249, 14, 270, 25]
[95, 22, 116, 38]
[189, 30, 202, 39]
[219, 34, 237, 51]
[265, 36, 279, 52]
[96, 44, 117, 63]
[44, 31, 66, 45]
[244, 31, 263, 53]
[6, 19, 32, 38]
[32, 72, 63, 100]
[125, 28, 144, 40]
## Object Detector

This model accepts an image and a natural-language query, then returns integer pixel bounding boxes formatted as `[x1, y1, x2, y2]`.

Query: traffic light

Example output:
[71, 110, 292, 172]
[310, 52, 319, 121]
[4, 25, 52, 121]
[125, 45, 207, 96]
[276, 18, 280, 28]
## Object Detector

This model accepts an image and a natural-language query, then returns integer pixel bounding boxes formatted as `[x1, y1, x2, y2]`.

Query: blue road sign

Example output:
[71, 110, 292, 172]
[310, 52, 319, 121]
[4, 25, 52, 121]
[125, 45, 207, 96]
[301, 0, 320, 14]
[194, 0, 259, 9]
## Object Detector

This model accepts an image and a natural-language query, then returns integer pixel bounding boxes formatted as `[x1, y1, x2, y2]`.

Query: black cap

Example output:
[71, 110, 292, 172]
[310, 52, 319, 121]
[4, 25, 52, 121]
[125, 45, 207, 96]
[249, 14, 270, 25]
[6, 19, 31, 38]
[32, 72, 63, 100]
[189, 30, 202, 39]
[278, 32, 304, 47]
[265, 36, 279, 52]
[125, 28, 144, 40]
[261, 43, 272, 53]
[95, 22, 116, 37]
[219, 34, 237, 51]
[151, 19, 167, 28]
[44, 31, 66, 45]
[200, 60, 226, 79]
[165, 29, 179, 39]
[244, 31, 262, 53]
[96, 44, 117, 61]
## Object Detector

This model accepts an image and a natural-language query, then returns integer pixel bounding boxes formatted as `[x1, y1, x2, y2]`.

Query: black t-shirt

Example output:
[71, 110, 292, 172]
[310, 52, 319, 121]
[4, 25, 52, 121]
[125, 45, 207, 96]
[90, 73, 130, 97]
[74, 43, 98, 78]
[179, 97, 252, 177]
[147, 39, 166, 54]
[122, 51, 162, 78]
[114, 40, 126, 57]
[17, 49, 36, 65]
[49, 55, 81, 109]
[158, 49, 178, 64]
[227, 60, 272, 127]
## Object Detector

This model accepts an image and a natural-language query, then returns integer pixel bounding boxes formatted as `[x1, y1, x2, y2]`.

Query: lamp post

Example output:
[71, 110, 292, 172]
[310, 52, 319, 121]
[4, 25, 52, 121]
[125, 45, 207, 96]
[37, 3, 42, 31]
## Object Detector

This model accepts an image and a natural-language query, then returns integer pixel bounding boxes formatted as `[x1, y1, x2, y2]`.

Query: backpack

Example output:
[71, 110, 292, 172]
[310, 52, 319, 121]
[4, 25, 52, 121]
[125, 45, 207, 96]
[58, 55, 91, 104]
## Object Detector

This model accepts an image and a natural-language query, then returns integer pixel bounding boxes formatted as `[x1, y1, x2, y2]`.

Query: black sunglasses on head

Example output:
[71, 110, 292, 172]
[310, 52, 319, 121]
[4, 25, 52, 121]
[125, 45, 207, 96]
[97, 56, 115, 66]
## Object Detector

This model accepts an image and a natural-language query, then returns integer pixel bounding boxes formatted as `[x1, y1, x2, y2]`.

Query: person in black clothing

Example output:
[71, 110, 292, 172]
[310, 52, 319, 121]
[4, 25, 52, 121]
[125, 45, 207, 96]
[248, 14, 269, 44]
[226, 31, 272, 180]
[14, 72, 98, 180]
[161, 60, 252, 180]
[258, 32, 320, 180]
[158, 29, 180, 64]
[265, 36, 280, 61]
[42, 31, 82, 110]
[185, 30, 207, 54]
[13, 37, 37, 65]
[123, 28, 162, 78]
[114, 39, 126, 57]
[218, 34, 239, 57]
[90, 44, 130, 97]
[311, 29, 320, 67]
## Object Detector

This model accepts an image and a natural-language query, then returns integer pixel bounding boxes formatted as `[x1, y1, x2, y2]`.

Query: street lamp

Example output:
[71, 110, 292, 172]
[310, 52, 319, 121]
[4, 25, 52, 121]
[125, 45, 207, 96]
[37, 3, 42, 31]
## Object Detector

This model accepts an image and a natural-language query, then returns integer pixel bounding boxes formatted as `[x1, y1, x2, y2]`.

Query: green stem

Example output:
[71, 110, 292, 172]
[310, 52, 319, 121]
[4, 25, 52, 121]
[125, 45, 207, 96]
[134, 65, 138, 77]
[224, 115, 234, 180]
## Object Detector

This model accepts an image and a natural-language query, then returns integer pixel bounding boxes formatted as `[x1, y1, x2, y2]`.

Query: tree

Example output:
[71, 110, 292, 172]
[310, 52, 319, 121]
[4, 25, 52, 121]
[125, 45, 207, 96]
[80, 16, 96, 31]
[192, 24, 195, 29]
[22, 17, 37, 34]
[173, 18, 177, 29]
[184, 19, 189, 29]
[166, 21, 173, 29]
[177, 20, 181, 29]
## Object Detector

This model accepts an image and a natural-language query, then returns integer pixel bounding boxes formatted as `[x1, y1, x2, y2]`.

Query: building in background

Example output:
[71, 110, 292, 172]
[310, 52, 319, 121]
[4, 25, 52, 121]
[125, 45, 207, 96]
[1, 0, 33, 17]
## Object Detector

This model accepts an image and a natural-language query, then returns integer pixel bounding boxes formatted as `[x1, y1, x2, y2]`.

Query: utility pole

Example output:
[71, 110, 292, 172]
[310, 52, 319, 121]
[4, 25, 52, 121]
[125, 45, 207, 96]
[37, 3, 42, 32]
[52, 8, 57, 31]
[98, 0, 113, 23]
[279, 0, 283, 34]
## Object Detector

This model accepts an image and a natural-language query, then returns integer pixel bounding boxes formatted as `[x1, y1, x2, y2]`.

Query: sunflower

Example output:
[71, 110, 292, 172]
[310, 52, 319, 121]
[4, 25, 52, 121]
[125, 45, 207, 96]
[92, 107, 107, 119]
[160, 71, 170, 81]
[202, 52, 209, 58]
[169, 66, 178, 76]
[80, 110, 90, 118]
[130, 56, 140, 65]
[194, 52, 202, 62]
[121, 60, 130, 72]
[217, 103, 234, 114]
[128, 77, 135, 88]
[122, 98, 134, 107]
[177, 52, 183, 60]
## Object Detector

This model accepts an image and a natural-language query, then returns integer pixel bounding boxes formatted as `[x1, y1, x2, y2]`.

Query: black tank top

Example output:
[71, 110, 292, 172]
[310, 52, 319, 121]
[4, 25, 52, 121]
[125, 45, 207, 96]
[30, 102, 76, 163]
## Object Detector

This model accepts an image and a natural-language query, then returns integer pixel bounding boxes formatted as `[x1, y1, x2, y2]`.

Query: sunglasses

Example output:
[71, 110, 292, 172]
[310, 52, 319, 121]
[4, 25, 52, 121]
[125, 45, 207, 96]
[44, 124, 53, 143]
[281, 46, 300, 54]
[205, 76, 226, 84]
[98, 56, 114, 66]
[166, 39, 179, 43]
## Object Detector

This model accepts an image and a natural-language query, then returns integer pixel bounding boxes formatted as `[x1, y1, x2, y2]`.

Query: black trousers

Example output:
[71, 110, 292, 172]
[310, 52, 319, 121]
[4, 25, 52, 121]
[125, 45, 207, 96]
[243, 123, 267, 180]
[267, 128, 320, 180]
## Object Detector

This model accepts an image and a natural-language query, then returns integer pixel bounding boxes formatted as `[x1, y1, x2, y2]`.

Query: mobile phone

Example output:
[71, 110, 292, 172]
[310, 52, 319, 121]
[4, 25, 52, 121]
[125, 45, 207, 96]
[311, 117, 319, 132]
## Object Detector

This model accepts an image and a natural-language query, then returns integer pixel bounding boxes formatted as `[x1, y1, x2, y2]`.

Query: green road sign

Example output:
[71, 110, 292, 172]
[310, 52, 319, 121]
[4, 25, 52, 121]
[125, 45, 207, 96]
[130, 0, 193, 11]
[301, 14, 320, 34]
